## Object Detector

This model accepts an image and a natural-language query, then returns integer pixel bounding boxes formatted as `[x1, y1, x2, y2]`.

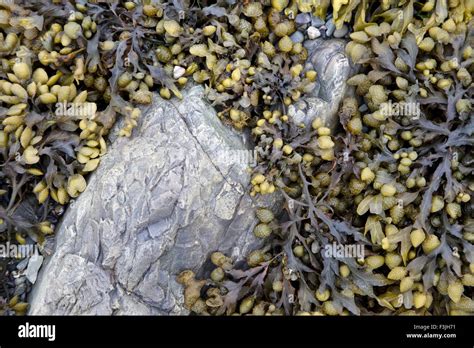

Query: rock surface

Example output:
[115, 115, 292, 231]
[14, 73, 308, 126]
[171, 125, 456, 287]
[28, 86, 276, 315]
[294, 38, 351, 129]
[29, 39, 350, 315]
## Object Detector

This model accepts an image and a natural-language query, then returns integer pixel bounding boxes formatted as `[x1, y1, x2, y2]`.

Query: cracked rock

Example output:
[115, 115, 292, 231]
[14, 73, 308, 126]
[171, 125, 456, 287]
[28, 86, 278, 315]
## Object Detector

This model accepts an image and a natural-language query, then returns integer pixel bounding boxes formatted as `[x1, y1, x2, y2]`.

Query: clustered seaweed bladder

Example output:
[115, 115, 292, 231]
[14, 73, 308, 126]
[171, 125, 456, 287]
[0, 0, 472, 316]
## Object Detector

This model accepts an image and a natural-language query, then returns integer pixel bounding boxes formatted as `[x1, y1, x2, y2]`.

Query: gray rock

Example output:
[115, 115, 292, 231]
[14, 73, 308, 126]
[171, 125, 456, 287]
[25, 254, 43, 284]
[29, 86, 279, 315]
[311, 16, 325, 27]
[334, 25, 348, 38]
[290, 31, 304, 44]
[292, 39, 352, 128]
[326, 19, 336, 36]
[28, 40, 351, 316]
[295, 13, 311, 25]
[16, 258, 29, 271]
